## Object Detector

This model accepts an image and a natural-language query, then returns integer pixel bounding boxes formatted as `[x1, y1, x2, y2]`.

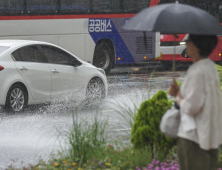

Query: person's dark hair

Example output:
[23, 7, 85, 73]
[189, 34, 218, 57]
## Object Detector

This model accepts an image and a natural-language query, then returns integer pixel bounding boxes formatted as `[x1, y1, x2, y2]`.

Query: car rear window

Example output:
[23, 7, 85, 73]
[0, 46, 9, 54]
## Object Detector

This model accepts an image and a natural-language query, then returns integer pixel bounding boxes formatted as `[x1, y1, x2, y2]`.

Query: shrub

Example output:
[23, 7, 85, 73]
[216, 64, 222, 91]
[131, 90, 176, 156]
[219, 146, 222, 168]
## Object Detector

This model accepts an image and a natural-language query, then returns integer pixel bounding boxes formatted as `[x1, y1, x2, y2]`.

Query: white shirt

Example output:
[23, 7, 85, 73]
[177, 58, 222, 150]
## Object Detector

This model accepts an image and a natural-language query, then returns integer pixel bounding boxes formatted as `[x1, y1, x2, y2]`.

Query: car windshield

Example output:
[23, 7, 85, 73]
[0, 46, 9, 54]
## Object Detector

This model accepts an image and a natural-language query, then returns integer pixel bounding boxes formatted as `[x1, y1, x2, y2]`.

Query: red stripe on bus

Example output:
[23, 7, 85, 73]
[152, 54, 192, 61]
[0, 14, 136, 20]
[160, 34, 187, 42]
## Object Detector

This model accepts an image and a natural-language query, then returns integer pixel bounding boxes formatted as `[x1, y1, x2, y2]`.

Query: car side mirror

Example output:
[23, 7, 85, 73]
[71, 59, 82, 67]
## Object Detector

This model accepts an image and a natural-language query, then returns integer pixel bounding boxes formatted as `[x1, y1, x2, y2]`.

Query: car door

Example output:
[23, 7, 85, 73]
[12, 45, 51, 100]
[39, 45, 85, 100]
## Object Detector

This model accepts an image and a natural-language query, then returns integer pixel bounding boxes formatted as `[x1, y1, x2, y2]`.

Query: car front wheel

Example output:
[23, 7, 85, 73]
[85, 78, 105, 105]
[5, 84, 28, 112]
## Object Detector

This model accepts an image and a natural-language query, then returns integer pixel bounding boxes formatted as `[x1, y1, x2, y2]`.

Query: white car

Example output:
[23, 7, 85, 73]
[0, 40, 108, 112]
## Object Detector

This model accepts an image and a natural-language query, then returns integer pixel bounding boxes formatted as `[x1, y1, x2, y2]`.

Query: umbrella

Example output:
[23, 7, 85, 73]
[122, 1, 222, 35]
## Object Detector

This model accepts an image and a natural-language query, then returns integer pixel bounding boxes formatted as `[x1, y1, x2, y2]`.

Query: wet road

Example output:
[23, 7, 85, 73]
[0, 65, 187, 169]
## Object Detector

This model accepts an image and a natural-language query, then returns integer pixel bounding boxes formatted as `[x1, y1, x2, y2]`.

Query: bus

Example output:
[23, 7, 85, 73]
[156, 0, 222, 68]
[0, 0, 161, 74]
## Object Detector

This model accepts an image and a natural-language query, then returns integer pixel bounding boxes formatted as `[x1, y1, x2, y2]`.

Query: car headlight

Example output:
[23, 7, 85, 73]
[97, 68, 106, 75]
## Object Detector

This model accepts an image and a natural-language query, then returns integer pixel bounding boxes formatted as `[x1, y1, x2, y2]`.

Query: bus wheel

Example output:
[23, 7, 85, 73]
[93, 42, 114, 74]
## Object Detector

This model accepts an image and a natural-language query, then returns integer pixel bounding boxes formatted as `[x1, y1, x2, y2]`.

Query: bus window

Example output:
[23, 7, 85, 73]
[92, 0, 122, 14]
[0, 0, 24, 16]
[209, 2, 219, 18]
[27, 0, 58, 15]
[134, 0, 150, 12]
[158, 0, 175, 4]
[179, 0, 221, 22]
[219, 4, 222, 22]
[60, 0, 90, 14]
[122, 0, 150, 13]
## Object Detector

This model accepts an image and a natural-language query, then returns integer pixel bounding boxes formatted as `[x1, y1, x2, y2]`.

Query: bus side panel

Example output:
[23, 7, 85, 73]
[31, 35, 59, 46]
[149, 0, 160, 7]
[0, 36, 31, 40]
[118, 32, 156, 62]
[112, 18, 157, 62]
[59, 34, 86, 61]
[85, 34, 96, 64]
[210, 36, 222, 61]
[0, 19, 88, 36]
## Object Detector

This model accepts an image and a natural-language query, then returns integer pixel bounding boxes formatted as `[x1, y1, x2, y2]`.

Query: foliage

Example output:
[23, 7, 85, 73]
[216, 64, 222, 75]
[60, 111, 108, 166]
[219, 146, 222, 168]
[11, 146, 166, 170]
[45, 106, 167, 170]
[131, 90, 176, 156]
[176, 80, 182, 87]
[136, 156, 179, 170]
[216, 64, 222, 91]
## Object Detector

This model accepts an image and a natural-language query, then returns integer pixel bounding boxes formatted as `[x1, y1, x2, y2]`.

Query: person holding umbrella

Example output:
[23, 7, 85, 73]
[123, 2, 222, 170]
[169, 34, 221, 170]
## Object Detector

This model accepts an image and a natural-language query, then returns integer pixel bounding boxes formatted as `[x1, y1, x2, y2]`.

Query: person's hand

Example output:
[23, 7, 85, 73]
[176, 91, 183, 105]
[169, 78, 180, 97]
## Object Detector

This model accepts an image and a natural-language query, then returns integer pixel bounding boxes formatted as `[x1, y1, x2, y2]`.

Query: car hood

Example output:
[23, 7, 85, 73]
[81, 60, 97, 68]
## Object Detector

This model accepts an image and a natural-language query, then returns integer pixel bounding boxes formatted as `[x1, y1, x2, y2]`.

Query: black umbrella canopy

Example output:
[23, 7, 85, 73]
[123, 2, 222, 35]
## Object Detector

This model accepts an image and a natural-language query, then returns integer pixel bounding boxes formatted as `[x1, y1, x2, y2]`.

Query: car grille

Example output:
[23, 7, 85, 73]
[136, 36, 153, 54]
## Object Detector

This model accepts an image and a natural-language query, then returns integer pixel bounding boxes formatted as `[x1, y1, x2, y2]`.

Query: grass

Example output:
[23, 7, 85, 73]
[57, 109, 108, 165]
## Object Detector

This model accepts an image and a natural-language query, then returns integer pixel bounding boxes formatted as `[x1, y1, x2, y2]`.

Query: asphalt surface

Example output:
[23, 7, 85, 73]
[0, 64, 187, 169]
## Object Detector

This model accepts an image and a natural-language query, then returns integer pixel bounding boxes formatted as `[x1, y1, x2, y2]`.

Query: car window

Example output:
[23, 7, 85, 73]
[12, 50, 22, 61]
[40, 45, 74, 65]
[14, 45, 44, 62]
[0, 0, 24, 16]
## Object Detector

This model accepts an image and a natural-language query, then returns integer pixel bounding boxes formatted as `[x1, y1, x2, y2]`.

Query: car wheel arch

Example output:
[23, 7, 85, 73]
[87, 76, 106, 97]
[95, 39, 115, 55]
[5, 82, 29, 103]
[3, 82, 29, 112]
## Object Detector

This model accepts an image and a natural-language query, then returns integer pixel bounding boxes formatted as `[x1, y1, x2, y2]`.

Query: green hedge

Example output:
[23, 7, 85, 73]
[131, 90, 176, 156]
